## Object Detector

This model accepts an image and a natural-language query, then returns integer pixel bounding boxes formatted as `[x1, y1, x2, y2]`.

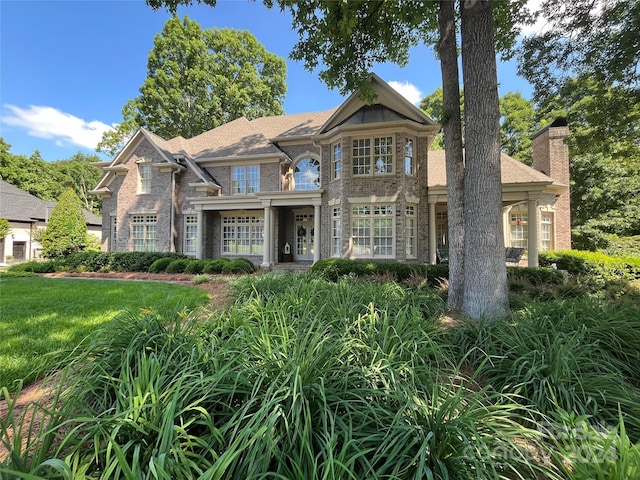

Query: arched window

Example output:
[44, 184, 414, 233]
[294, 157, 320, 190]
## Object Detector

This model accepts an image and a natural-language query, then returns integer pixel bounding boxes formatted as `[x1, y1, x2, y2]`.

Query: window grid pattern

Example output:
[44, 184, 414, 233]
[294, 158, 321, 190]
[184, 215, 198, 256]
[510, 213, 528, 249]
[352, 138, 371, 175]
[222, 215, 264, 255]
[405, 138, 414, 176]
[351, 204, 394, 258]
[405, 205, 416, 258]
[374, 137, 393, 174]
[138, 165, 152, 194]
[132, 215, 157, 252]
[332, 207, 341, 257]
[332, 143, 342, 180]
[110, 217, 117, 252]
[231, 166, 260, 194]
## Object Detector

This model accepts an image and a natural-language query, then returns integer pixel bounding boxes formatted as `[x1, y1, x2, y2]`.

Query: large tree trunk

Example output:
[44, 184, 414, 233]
[438, 0, 465, 309]
[460, 0, 509, 320]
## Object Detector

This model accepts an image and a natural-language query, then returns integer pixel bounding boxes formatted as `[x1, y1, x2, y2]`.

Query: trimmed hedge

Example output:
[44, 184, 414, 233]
[166, 259, 191, 274]
[6, 260, 58, 274]
[203, 258, 231, 274]
[60, 252, 188, 273]
[540, 250, 640, 282]
[222, 258, 256, 274]
[310, 259, 565, 288]
[148, 257, 174, 273]
[184, 259, 208, 274]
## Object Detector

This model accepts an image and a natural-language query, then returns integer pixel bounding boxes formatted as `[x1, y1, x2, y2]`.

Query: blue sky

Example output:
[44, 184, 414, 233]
[1, 0, 536, 161]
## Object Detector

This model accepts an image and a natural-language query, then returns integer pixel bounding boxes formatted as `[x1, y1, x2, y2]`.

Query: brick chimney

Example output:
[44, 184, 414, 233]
[532, 118, 571, 250]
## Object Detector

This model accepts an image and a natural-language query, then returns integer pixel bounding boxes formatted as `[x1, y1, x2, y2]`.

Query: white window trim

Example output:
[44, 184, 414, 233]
[231, 165, 260, 195]
[138, 164, 152, 195]
[350, 203, 395, 259]
[221, 211, 264, 256]
[184, 215, 198, 257]
[131, 214, 157, 252]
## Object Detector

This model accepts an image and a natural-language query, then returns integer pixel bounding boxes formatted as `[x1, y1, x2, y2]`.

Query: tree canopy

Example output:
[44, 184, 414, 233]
[98, 16, 287, 157]
[0, 138, 103, 214]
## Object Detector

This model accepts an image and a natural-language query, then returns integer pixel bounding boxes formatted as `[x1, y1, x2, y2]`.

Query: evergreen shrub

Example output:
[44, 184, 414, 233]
[203, 258, 231, 274]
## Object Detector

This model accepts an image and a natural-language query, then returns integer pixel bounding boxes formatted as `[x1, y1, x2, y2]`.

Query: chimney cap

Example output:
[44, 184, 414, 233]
[532, 116, 569, 140]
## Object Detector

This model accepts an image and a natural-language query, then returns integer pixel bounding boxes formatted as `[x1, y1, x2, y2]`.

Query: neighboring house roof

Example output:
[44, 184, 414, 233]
[0, 180, 102, 226]
[427, 150, 563, 188]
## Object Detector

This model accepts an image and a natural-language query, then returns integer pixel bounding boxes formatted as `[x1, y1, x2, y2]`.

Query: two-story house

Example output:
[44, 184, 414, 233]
[91, 74, 570, 268]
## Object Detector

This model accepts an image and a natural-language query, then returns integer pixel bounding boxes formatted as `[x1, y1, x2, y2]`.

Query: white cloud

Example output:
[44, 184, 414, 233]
[1, 105, 114, 150]
[388, 81, 423, 106]
[519, 0, 550, 36]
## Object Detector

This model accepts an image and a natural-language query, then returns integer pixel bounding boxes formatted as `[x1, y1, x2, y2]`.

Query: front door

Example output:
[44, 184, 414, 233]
[294, 211, 314, 261]
[12, 241, 26, 261]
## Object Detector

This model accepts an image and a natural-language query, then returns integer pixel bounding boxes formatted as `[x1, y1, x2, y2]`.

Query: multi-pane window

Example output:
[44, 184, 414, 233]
[132, 215, 157, 252]
[332, 143, 342, 180]
[222, 214, 264, 255]
[231, 166, 260, 194]
[294, 157, 320, 190]
[332, 207, 341, 257]
[352, 136, 394, 176]
[138, 164, 152, 194]
[184, 215, 198, 256]
[541, 213, 553, 251]
[405, 138, 415, 176]
[436, 211, 448, 249]
[351, 204, 394, 258]
[510, 212, 528, 249]
[405, 205, 416, 258]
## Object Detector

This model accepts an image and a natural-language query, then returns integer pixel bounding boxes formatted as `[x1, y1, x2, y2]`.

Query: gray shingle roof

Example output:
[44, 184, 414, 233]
[428, 150, 555, 187]
[0, 180, 102, 226]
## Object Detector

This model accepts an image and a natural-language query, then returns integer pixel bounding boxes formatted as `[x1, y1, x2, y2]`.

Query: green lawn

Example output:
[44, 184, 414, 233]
[0, 276, 210, 389]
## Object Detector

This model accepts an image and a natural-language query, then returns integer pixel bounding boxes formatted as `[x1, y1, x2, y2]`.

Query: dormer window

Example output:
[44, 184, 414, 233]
[138, 164, 152, 194]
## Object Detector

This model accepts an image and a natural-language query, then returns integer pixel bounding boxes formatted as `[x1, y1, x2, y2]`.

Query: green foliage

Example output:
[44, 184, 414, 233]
[7, 260, 57, 274]
[0, 139, 103, 214]
[221, 257, 255, 274]
[203, 258, 231, 274]
[0, 276, 209, 390]
[540, 250, 640, 282]
[41, 189, 87, 258]
[98, 17, 287, 156]
[148, 257, 174, 273]
[59, 251, 187, 272]
[0, 218, 10, 239]
[165, 258, 191, 274]
[605, 235, 640, 257]
[184, 259, 208, 274]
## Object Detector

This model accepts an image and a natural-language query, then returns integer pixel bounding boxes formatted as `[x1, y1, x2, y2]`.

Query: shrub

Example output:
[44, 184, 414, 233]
[540, 250, 640, 284]
[203, 258, 231, 274]
[184, 259, 208, 274]
[41, 189, 87, 258]
[7, 260, 57, 273]
[222, 257, 255, 274]
[58, 252, 188, 273]
[166, 259, 191, 274]
[148, 257, 174, 273]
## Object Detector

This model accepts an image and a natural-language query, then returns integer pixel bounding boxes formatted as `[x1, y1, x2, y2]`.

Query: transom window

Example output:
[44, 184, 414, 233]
[294, 157, 320, 190]
[352, 136, 393, 176]
[184, 215, 198, 256]
[232, 166, 260, 194]
[138, 164, 152, 194]
[222, 214, 264, 255]
[351, 204, 394, 258]
[132, 215, 157, 252]
[332, 143, 342, 180]
[405, 138, 415, 176]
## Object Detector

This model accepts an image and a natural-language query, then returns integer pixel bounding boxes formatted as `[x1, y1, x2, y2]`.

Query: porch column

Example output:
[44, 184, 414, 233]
[528, 198, 539, 267]
[196, 210, 204, 259]
[428, 201, 437, 264]
[313, 203, 321, 264]
[262, 202, 272, 268]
